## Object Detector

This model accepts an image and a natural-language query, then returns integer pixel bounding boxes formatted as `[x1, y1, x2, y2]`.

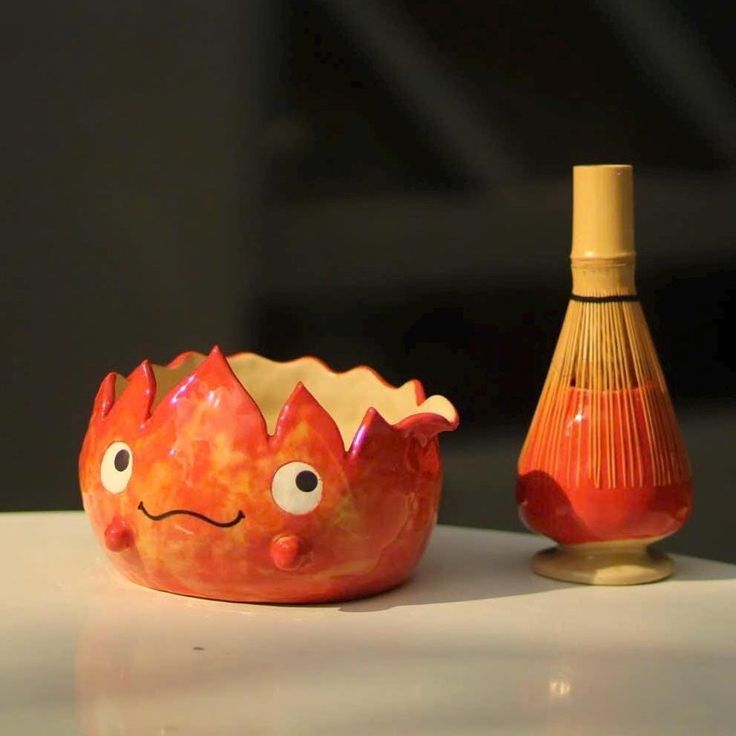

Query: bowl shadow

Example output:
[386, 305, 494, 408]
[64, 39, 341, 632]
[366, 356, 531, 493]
[335, 527, 573, 613]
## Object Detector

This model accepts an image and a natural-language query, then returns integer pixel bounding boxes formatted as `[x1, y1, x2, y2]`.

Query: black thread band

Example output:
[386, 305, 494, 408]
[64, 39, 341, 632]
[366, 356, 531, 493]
[570, 294, 639, 303]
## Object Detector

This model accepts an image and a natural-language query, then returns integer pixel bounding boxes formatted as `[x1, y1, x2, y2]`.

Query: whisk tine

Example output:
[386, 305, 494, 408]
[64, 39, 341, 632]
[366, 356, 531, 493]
[520, 296, 688, 490]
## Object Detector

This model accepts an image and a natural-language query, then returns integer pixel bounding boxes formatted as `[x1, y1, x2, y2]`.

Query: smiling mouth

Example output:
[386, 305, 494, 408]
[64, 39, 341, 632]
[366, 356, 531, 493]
[137, 502, 245, 528]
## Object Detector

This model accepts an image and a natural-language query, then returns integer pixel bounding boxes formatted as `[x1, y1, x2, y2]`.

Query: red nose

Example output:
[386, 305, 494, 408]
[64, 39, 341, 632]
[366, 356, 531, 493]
[270, 534, 308, 570]
[104, 516, 133, 552]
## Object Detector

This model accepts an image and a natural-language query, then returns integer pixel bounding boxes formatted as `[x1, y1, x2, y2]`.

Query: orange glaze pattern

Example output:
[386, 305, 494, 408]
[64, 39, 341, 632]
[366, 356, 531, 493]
[517, 386, 692, 545]
[79, 348, 458, 603]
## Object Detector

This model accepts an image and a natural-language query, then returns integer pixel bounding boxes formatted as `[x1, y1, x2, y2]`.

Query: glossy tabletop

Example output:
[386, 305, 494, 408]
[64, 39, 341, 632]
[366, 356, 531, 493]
[1, 512, 735, 735]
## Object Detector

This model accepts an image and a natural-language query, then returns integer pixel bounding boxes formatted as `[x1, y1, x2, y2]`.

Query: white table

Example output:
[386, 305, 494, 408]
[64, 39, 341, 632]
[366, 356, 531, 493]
[2, 512, 735, 735]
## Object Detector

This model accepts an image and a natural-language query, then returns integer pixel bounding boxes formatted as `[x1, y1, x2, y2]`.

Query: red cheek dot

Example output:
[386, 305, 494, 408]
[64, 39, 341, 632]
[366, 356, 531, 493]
[270, 534, 308, 570]
[104, 516, 134, 552]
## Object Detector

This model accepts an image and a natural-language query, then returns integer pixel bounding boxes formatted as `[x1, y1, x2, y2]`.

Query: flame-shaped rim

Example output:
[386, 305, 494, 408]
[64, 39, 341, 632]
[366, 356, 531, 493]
[91, 347, 459, 452]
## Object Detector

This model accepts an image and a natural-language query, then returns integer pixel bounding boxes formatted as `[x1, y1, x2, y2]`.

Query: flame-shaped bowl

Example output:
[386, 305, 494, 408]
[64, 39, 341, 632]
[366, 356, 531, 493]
[79, 348, 459, 603]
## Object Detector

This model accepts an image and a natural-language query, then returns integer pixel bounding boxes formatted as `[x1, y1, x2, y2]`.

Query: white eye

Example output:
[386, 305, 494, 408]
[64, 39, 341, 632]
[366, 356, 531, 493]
[271, 461, 323, 515]
[100, 441, 133, 494]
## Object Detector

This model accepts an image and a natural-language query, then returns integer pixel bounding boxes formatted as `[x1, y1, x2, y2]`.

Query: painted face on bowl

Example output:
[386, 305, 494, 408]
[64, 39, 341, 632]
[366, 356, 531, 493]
[79, 348, 458, 603]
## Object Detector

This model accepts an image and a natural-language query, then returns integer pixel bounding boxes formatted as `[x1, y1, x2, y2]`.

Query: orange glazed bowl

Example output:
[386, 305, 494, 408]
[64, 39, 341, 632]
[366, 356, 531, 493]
[79, 348, 458, 603]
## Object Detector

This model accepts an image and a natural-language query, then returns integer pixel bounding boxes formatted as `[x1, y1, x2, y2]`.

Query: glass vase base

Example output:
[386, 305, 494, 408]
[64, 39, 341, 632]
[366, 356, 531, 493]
[531, 539, 674, 585]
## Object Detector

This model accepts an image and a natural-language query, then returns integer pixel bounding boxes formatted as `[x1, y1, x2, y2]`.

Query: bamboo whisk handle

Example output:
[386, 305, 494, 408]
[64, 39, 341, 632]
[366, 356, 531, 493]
[571, 164, 636, 297]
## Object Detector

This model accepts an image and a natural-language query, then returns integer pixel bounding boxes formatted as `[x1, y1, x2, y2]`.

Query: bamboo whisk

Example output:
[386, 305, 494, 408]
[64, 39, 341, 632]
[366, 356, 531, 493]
[517, 165, 693, 585]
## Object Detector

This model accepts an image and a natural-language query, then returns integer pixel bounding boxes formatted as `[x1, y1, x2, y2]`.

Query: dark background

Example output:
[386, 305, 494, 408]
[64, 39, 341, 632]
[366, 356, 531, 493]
[3, 1, 735, 561]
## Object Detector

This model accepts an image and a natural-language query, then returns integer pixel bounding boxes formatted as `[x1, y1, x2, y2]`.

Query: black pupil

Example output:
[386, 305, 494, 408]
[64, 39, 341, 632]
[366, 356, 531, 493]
[295, 470, 318, 492]
[114, 449, 130, 472]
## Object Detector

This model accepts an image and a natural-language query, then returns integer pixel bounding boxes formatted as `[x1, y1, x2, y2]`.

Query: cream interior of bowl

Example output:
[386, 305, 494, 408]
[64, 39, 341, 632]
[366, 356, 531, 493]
[144, 353, 456, 449]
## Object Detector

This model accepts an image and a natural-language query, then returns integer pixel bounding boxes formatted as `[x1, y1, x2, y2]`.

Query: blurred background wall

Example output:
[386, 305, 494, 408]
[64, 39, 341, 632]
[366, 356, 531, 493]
[2, 0, 735, 562]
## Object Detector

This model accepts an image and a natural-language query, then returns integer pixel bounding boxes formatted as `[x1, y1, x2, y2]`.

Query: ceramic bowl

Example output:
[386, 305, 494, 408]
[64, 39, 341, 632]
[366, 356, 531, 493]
[79, 347, 458, 602]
